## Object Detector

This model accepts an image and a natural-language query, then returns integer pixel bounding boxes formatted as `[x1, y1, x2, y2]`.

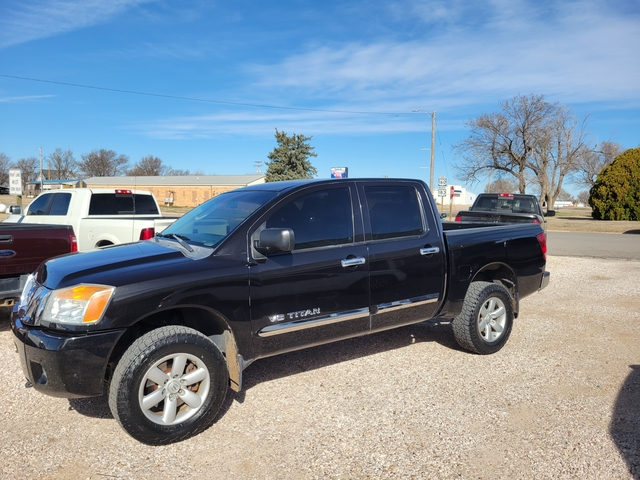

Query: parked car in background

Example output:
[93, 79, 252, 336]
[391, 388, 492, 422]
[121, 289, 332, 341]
[455, 193, 554, 228]
[3, 188, 176, 251]
[0, 223, 77, 306]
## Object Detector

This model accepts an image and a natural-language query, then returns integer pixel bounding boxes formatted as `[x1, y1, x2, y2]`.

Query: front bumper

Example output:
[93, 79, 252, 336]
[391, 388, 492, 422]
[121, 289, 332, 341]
[11, 315, 125, 398]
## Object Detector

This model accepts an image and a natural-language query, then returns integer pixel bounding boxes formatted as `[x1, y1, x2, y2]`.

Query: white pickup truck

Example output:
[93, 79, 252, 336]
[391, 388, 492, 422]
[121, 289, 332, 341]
[4, 188, 177, 251]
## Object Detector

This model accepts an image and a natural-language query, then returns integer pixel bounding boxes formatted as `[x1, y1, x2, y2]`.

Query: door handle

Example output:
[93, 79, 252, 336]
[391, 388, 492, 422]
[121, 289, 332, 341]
[341, 257, 366, 267]
[0, 235, 12, 243]
[420, 247, 440, 256]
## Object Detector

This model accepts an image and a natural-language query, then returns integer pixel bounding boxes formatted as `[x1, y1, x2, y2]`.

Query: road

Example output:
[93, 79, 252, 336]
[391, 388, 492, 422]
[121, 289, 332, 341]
[548, 231, 640, 260]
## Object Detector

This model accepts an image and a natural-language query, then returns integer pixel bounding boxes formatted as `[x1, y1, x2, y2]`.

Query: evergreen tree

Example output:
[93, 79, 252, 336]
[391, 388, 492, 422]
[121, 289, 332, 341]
[265, 129, 318, 182]
[589, 148, 640, 220]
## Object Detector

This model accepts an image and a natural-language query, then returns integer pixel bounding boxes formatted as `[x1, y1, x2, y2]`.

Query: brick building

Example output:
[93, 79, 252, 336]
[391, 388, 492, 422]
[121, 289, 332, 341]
[82, 174, 265, 208]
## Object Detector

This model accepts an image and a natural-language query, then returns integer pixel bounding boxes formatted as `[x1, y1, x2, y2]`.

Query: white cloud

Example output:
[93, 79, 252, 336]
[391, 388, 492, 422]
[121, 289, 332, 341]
[0, 0, 157, 48]
[247, 0, 640, 108]
[130, 109, 431, 140]
[98, 0, 640, 140]
[0, 94, 55, 102]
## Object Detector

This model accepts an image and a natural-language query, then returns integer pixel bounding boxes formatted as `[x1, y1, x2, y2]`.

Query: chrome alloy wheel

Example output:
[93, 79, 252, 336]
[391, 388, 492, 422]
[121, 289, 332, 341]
[138, 353, 211, 426]
[477, 297, 507, 343]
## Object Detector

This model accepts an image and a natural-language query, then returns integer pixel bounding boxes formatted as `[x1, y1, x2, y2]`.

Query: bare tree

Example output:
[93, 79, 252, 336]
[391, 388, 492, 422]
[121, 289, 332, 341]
[454, 94, 557, 193]
[572, 140, 623, 189]
[13, 157, 38, 192]
[166, 168, 206, 176]
[47, 148, 77, 180]
[78, 149, 129, 177]
[577, 190, 590, 205]
[485, 177, 518, 193]
[0, 152, 11, 187]
[557, 188, 573, 201]
[529, 106, 590, 208]
[455, 93, 592, 208]
[127, 155, 167, 176]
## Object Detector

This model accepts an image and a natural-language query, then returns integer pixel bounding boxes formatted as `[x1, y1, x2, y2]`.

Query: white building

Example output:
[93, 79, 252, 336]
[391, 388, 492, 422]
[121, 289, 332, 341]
[434, 185, 476, 207]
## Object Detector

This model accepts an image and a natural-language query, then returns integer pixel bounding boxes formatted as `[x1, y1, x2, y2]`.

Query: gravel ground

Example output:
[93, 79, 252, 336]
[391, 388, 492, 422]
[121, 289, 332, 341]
[1, 255, 638, 479]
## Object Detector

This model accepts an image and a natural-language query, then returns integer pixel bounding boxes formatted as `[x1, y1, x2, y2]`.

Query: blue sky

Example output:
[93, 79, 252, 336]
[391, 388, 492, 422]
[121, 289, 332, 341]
[1, 0, 639, 195]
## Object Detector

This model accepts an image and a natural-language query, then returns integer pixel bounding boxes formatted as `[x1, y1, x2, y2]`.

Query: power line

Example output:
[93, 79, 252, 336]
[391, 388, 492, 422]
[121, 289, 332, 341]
[0, 73, 406, 116]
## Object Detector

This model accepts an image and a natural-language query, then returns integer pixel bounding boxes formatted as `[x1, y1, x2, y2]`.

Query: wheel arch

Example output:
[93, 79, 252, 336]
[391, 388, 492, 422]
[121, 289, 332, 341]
[93, 232, 121, 248]
[107, 305, 244, 393]
[95, 239, 114, 248]
[470, 262, 519, 317]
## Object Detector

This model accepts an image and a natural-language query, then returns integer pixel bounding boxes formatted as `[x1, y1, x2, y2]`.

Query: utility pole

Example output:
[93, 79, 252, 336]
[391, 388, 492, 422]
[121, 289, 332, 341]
[430, 111, 435, 193]
[39, 147, 43, 193]
[413, 110, 436, 192]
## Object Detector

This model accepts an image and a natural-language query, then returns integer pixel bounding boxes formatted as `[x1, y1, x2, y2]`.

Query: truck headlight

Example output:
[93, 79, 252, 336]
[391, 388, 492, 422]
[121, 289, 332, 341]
[43, 284, 115, 325]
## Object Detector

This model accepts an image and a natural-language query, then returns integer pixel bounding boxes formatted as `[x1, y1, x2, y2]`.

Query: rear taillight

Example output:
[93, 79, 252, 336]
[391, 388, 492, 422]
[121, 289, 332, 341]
[536, 232, 547, 260]
[70, 234, 78, 253]
[532, 218, 541, 224]
[140, 228, 155, 240]
[455, 214, 462, 222]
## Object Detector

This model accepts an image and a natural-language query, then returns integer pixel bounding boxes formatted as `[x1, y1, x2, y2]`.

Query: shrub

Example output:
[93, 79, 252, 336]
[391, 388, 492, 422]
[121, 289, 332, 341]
[589, 148, 640, 220]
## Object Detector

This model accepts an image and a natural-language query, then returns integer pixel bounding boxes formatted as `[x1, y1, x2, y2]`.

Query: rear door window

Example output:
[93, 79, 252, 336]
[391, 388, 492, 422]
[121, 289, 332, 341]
[49, 193, 72, 215]
[364, 185, 424, 240]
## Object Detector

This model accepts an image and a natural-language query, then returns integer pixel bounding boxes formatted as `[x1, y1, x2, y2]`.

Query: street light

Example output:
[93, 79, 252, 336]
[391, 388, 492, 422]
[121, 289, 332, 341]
[413, 110, 436, 193]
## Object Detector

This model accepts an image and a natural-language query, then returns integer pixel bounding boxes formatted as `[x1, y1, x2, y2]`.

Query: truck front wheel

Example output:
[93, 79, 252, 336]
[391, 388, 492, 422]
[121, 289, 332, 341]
[452, 281, 514, 355]
[108, 326, 229, 445]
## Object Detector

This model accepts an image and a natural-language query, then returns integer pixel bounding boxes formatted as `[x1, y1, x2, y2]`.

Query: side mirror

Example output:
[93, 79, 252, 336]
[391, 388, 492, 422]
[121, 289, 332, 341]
[544, 210, 556, 217]
[254, 228, 295, 255]
[8, 205, 21, 215]
[440, 213, 448, 219]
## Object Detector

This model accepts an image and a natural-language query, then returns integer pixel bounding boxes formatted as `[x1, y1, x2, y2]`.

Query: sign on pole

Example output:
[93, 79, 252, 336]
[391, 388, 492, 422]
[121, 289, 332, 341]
[438, 176, 447, 187]
[330, 167, 348, 179]
[9, 168, 22, 196]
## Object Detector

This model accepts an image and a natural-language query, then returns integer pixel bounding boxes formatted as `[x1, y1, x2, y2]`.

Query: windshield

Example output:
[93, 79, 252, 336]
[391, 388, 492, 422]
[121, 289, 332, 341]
[474, 195, 539, 214]
[160, 190, 277, 248]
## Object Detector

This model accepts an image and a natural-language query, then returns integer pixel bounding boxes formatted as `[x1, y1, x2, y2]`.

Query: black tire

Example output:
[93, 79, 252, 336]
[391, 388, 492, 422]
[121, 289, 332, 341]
[452, 281, 514, 355]
[108, 325, 229, 445]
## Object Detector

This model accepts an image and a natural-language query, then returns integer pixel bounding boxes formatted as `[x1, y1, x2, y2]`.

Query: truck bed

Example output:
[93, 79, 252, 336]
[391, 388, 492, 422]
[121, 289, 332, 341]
[439, 221, 547, 317]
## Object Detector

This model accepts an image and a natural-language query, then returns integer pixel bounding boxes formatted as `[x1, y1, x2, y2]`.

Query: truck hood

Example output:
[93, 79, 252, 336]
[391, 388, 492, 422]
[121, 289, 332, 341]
[36, 239, 214, 290]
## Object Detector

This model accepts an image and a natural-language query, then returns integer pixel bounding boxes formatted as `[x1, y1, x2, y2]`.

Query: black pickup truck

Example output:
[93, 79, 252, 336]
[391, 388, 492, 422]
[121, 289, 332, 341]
[455, 193, 554, 228]
[11, 178, 549, 445]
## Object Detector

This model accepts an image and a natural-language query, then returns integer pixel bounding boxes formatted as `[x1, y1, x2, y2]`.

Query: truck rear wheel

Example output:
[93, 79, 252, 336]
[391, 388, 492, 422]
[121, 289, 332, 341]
[452, 281, 513, 354]
[108, 325, 228, 445]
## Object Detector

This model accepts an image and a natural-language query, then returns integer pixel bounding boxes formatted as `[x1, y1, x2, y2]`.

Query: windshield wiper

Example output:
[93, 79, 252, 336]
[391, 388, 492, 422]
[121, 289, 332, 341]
[156, 233, 194, 252]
